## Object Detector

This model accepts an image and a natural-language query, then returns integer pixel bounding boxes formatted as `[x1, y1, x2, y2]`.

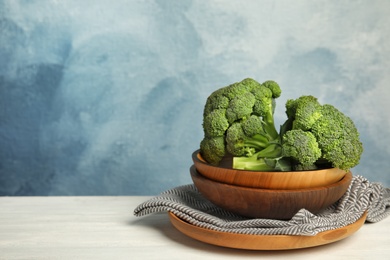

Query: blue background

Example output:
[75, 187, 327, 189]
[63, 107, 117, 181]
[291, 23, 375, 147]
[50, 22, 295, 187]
[1, 0, 389, 195]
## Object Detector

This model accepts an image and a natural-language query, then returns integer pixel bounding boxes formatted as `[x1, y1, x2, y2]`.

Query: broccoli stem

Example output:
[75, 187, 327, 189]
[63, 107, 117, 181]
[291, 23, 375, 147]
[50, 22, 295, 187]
[262, 110, 279, 141]
[255, 143, 282, 158]
[263, 123, 279, 141]
[232, 143, 286, 171]
[243, 134, 270, 149]
[233, 156, 277, 171]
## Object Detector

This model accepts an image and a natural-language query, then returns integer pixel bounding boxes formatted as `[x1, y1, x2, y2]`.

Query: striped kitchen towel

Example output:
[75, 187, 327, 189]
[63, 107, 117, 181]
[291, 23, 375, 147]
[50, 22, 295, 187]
[134, 175, 390, 236]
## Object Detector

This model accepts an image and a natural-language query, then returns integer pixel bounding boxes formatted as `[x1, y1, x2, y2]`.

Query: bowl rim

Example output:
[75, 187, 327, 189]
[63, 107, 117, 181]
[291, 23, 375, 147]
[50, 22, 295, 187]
[190, 164, 352, 192]
[193, 149, 339, 174]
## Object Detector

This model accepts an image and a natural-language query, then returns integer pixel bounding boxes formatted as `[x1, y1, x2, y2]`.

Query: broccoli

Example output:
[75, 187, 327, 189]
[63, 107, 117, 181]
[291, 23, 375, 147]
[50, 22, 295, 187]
[200, 78, 281, 166]
[232, 156, 286, 171]
[232, 156, 292, 171]
[225, 116, 270, 156]
[282, 129, 321, 170]
[203, 109, 229, 138]
[311, 104, 363, 170]
[284, 96, 363, 171]
[199, 136, 226, 165]
[226, 92, 256, 124]
[199, 79, 363, 172]
[286, 95, 323, 131]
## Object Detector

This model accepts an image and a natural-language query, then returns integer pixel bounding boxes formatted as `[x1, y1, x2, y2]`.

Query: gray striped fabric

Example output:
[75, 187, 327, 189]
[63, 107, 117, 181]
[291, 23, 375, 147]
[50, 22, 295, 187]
[134, 175, 390, 236]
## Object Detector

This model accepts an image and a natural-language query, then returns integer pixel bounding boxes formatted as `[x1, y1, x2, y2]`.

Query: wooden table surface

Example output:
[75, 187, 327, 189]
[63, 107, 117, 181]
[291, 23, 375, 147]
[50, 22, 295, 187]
[0, 196, 389, 259]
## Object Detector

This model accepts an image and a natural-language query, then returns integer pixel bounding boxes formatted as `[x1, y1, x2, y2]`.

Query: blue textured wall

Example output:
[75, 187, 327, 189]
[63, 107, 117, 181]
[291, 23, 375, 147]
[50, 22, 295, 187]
[1, 0, 389, 195]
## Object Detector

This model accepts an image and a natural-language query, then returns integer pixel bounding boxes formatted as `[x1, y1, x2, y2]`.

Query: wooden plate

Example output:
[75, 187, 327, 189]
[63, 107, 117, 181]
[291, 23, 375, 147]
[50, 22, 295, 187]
[168, 211, 367, 250]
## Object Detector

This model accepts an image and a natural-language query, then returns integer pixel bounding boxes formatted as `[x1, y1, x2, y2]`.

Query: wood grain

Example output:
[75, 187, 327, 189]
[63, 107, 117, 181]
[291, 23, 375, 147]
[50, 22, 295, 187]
[190, 165, 352, 219]
[168, 211, 368, 250]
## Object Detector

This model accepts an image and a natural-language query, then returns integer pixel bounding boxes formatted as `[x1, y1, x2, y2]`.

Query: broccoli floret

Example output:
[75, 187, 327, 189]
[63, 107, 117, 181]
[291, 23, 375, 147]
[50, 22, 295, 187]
[200, 136, 226, 165]
[203, 90, 229, 116]
[202, 109, 229, 137]
[223, 80, 254, 100]
[287, 95, 323, 131]
[282, 129, 321, 170]
[284, 97, 363, 171]
[226, 92, 256, 123]
[311, 104, 363, 170]
[262, 80, 282, 98]
[199, 78, 282, 166]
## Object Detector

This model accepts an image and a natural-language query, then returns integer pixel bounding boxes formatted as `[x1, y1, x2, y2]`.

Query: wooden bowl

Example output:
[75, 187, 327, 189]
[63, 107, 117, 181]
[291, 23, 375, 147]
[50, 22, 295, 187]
[190, 165, 352, 220]
[192, 150, 347, 189]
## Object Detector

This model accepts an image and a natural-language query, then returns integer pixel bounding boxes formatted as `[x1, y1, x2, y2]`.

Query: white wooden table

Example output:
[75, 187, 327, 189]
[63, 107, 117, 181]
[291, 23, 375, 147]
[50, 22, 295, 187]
[0, 196, 389, 260]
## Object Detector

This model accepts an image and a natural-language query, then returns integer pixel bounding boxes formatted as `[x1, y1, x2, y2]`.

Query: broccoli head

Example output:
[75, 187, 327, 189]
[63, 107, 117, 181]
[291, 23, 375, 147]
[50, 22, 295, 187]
[199, 78, 281, 166]
[284, 96, 363, 171]
[311, 104, 363, 170]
